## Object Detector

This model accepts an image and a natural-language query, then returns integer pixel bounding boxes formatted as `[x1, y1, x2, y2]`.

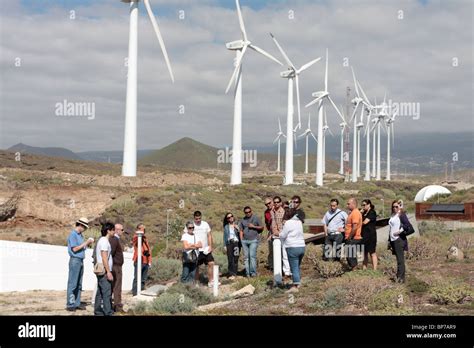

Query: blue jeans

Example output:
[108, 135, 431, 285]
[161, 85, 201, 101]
[132, 263, 149, 296]
[66, 257, 84, 308]
[241, 239, 258, 276]
[181, 262, 198, 283]
[286, 247, 305, 285]
[94, 274, 113, 316]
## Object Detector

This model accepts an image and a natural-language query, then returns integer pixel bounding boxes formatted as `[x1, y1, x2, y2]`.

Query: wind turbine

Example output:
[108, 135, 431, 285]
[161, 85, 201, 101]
[121, 0, 174, 177]
[270, 33, 320, 185]
[348, 67, 366, 183]
[371, 95, 388, 180]
[273, 118, 286, 172]
[225, 0, 283, 185]
[385, 110, 398, 181]
[298, 114, 317, 174]
[338, 106, 348, 175]
[305, 49, 345, 186]
[356, 81, 377, 181]
[322, 109, 334, 174]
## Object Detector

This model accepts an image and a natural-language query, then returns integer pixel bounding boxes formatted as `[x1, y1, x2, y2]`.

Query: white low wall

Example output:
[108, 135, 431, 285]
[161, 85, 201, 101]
[0, 240, 134, 292]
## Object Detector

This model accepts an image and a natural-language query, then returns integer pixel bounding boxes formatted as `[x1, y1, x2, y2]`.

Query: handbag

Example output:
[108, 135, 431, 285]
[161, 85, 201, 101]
[92, 244, 106, 275]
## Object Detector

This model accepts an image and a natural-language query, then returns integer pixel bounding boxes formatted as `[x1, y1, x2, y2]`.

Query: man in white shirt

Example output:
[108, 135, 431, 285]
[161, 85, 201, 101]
[322, 199, 348, 261]
[192, 211, 218, 287]
[94, 222, 115, 316]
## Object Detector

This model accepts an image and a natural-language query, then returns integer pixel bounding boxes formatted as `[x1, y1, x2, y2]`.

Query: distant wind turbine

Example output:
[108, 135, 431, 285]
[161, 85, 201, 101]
[273, 118, 286, 172]
[298, 114, 317, 174]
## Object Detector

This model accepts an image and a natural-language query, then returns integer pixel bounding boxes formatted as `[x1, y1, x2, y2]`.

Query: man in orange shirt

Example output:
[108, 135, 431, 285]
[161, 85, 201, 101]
[132, 223, 152, 296]
[345, 198, 363, 270]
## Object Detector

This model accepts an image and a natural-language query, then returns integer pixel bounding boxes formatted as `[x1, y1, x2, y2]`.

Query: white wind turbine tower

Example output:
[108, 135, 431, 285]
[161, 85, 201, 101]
[338, 106, 348, 175]
[270, 33, 320, 185]
[371, 95, 388, 181]
[356, 80, 377, 181]
[225, 0, 283, 186]
[121, 0, 174, 177]
[322, 109, 334, 174]
[305, 49, 346, 187]
[356, 114, 364, 177]
[348, 67, 366, 183]
[273, 118, 286, 172]
[298, 114, 317, 174]
[385, 110, 398, 181]
[371, 117, 377, 178]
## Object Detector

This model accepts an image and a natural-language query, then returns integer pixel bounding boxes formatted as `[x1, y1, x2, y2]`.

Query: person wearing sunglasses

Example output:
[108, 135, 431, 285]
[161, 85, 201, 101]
[180, 222, 202, 283]
[322, 198, 347, 261]
[239, 206, 263, 277]
[223, 212, 240, 279]
[291, 195, 305, 223]
[388, 201, 406, 283]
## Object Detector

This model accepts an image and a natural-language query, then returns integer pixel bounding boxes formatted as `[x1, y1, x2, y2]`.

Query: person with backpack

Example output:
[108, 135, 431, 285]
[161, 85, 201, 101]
[94, 222, 115, 316]
[223, 212, 240, 279]
[322, 199, 347, 261]
[181, 221, 202, 283]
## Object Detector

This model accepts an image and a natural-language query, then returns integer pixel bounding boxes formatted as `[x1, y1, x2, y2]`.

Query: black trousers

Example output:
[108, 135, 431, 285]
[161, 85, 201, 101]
[226, 241, 240, 276]
[391, 238, 406, 282]
[346, 239, 363, 269]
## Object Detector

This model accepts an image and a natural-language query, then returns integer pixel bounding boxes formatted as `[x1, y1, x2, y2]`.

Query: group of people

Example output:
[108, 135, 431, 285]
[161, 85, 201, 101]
[181, 196, 307, 291]
[321, 197, 412, 283]
[66, 218, 152, 316]
[65, 195, 412, 314]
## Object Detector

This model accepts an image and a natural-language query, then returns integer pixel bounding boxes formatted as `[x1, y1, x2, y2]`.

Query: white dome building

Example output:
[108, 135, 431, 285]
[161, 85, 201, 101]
[414, 185, 452, 202]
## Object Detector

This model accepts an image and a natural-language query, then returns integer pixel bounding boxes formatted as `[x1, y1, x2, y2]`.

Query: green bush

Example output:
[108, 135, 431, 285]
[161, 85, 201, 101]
[311, 287, 346, 310]
[369, 287, 410, 313]
[166, 282, 213, 306]
[407, 277, 430, 294]
[150, 292, 195, 314]
[148, 258, 182, 283]
[130, 301, 148, 315]
[429, 282, 473, 305]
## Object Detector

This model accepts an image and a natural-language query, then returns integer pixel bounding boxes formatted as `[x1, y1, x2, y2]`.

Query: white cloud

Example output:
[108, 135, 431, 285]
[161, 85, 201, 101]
[0, 0, 472, 152]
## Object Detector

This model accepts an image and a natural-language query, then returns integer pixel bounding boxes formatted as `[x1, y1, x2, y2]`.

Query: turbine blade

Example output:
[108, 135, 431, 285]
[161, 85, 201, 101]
[351, 66, 360, 97]
[225, 44, 247, 94]
[328, 96, 346, 124]
[273, 134, 280, 144]
[278, 117, 282, 132]
[324, 48, 328, 91]
[349, 103, 358, 123]
[144, 0, 174, 83]
[236, 0, 248, 41]
[311, 132, 318, 143]
[305, 96, 322, 108]
[298, 57, 321, 73]
[357, 80, 371, 107]
[295, 74, 302, 129]
[328, 127, 334, 137]
[249, 44, 283, 66]
[297, 132, 306, 139]
[269, 33, 293, 68]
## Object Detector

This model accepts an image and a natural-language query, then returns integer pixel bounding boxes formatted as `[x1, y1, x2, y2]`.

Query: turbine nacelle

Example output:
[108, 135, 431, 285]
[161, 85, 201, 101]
[226, 40, 247, 50]
[280, 68, 296, 78]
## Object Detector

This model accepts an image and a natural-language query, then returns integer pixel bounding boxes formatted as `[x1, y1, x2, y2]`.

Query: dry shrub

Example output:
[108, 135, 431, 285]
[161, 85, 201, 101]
[429, 281, 473, 305]
[406, 238, 440, 261]
[451, 232, 474, 254]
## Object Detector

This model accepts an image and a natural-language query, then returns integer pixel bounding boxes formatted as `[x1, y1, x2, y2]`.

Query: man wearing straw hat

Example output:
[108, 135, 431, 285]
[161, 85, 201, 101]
[66, 217, 94, 312]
